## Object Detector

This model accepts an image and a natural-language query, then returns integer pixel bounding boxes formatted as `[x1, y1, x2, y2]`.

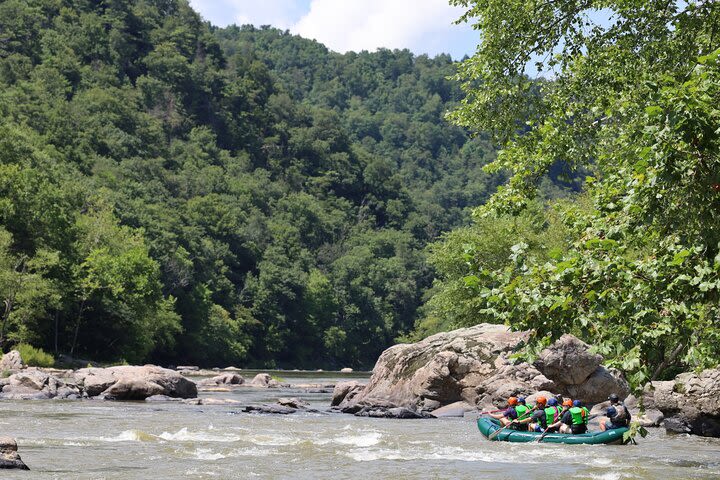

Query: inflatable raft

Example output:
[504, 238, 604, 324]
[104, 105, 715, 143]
[477, 417, 629, 445]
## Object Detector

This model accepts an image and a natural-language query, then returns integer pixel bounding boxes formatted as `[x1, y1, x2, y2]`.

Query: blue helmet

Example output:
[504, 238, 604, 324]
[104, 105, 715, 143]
[547, 398, 558, 406]
[573, 400, 582, 407]
[607, 406, 617, 417]
[517, 397, 526, 404]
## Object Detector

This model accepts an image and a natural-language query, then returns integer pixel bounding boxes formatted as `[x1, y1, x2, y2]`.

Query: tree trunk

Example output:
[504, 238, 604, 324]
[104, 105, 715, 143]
[0, 296, 14, 350]
[69, 301, 85, 358]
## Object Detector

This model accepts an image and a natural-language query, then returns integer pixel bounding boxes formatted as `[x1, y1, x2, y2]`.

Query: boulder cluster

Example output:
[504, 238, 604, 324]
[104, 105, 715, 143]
[332, 324, 628, 417]
[0, 363, 197, 401]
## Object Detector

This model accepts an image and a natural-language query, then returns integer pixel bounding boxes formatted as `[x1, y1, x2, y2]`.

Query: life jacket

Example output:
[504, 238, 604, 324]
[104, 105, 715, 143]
[515, 404, 532, 420]
[544, 405, 560, 425]
[569, 406, 589, 425]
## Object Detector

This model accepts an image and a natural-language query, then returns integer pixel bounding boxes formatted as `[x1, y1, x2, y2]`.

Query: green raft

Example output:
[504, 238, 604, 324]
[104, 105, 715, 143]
[477, 417, 629, 445]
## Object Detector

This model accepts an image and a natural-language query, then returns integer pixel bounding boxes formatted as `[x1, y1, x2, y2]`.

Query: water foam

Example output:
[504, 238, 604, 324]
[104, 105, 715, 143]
[192, 448, 226, 461]
[335, 431, 382, 447]
[158, 427, 241, 442]
[96, 430, 159, 442]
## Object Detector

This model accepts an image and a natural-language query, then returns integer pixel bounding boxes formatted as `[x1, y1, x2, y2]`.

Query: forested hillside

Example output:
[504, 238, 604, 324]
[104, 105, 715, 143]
[0, 0, 506, 368]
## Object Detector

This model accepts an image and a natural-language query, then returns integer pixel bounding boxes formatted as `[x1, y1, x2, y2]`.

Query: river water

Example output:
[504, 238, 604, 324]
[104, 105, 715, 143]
[1, 370, 719, 479]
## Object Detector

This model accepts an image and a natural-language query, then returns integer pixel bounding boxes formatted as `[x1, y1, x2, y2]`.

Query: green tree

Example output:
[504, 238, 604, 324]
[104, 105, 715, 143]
[444, 0, 720, 386]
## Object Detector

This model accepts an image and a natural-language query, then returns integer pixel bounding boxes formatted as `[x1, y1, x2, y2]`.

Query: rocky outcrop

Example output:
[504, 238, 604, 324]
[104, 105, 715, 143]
[0, 437, 29, 470]
[75, 365, 197, 400]
[0, 365, 197, 401]
[0, 368, 82, 400]
[337, 324, 629, 417]
[197, 373, 244, 386]
[648, 368, 720, 437]
[0, 351, 23, 372]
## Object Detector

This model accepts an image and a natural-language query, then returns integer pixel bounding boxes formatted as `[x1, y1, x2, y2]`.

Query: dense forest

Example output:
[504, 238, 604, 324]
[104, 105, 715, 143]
[0, 0, 514, 368]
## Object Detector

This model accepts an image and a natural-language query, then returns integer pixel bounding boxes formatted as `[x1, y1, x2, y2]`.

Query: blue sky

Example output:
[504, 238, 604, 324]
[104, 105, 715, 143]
[188, 0, 481, 60]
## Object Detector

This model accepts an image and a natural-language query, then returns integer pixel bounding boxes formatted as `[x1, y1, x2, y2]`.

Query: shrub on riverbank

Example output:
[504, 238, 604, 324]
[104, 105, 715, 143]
[16, 344, 54, 368]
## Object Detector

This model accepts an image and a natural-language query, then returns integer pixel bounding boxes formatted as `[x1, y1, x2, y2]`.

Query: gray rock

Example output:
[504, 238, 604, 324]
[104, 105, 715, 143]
[278, 397, 309, 409]
[650, 368, 720, 437]
[176, 366, 199, 371]
[340, 368, 353, 373]
[534, 334, 602, 385]
[75, 365, 197, 400]
[242, 404, 296, 414]
[334, 324, 628, 417]
[345, 324, 529, 412]
[9, 370, 48, 391]
[564, 366, 630, 403]
[0, 351, 23, 372]
[198, 373, 244, 386]
[429, 401, 474, 418]
[145, 394, 184, 402]
[196, 398, 242, 406]
[250, 373, 273, 387]
[331, 381, 365, 408]
[637, 409, 664, 427]
[0, 437, 28, 470]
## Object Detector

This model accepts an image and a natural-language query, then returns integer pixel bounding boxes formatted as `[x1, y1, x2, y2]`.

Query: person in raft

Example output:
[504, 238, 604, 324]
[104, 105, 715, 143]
[547, 399, 574, 433]
[600, 393, 631, 431]
[514, 397, 534, 423]
[490, 396, 519, 428]
[565, 399, 590, 434]
[518, 396, 551, 432]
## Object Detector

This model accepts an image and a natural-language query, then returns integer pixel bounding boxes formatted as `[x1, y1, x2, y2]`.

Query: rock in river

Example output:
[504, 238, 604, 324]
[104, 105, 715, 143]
[0, 350, 24, 372]
[648, 367, 720, 437]
[338, 323, 629, 417]
[0, 437, 29, 470]
[75, 365, 197, 400]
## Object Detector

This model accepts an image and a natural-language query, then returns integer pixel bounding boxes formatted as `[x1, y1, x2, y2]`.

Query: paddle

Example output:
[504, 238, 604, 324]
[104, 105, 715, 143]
[535, 426, 551, 443]
[488, 420, 517, 440]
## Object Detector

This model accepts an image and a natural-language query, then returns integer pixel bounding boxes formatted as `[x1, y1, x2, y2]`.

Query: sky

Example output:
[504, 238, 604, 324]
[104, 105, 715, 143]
[187, 0, 480, 60]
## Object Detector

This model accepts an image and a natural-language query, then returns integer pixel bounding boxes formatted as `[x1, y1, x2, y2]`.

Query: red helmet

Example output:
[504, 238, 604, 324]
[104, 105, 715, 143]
[562, 399, 573, 407]
[535, 396, 547, 405]
[507, 397, 518, 406]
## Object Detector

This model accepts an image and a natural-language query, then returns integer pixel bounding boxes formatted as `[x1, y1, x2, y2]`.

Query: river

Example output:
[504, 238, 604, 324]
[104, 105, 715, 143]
[1, 370, 719, 479]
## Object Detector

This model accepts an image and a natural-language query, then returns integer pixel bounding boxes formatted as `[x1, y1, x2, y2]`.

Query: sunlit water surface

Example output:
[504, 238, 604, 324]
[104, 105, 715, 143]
[1, 370, 719, 479]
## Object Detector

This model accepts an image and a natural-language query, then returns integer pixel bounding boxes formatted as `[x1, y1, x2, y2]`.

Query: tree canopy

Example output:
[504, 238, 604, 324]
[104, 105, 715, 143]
[428, 0, 720, 387]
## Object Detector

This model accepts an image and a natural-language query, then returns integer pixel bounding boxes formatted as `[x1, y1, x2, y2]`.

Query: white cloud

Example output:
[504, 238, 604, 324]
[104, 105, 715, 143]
[292, 0, 468, 54]
[189, 0, 305, 30]
[188, 0, 478, 58]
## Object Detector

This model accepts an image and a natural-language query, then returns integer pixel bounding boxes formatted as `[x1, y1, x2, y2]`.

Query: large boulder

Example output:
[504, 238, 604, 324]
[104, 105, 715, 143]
[564, 366, 630, 403]
[75, 365, 197, 400]
[649, 368, 720, 437]
[0, 437, 29, 470]
[0, 351, 23, 371]
[342, 324, 532, 413]
[338, 323, 629, 415]
[534, 334, 602, 385]
[331, 381, 365, 408]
